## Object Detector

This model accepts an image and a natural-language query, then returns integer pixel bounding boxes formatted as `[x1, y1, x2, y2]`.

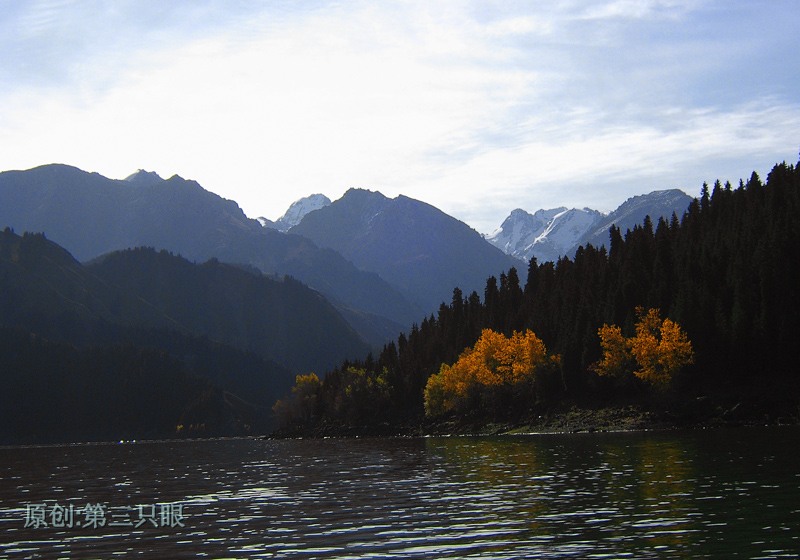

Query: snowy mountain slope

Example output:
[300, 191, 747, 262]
[532, 208, 604, 263]
[488, 189, 693, 263]
[486, 208, 564, 258]
[486, 207, 603, 263]
[265, 194, 331, 232]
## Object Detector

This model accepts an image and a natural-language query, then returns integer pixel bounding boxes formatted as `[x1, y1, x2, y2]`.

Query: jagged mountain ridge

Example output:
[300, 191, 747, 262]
[289, 188, 525, 312]
[264, 193, 332, 232]
[487, 207, 604, 263]
[0, 164, 419, 346]
[487, 207, 565, 256]
[124, 169, 164, 187]
[487, 189, 693, 263]
[578, 189, 694, 251]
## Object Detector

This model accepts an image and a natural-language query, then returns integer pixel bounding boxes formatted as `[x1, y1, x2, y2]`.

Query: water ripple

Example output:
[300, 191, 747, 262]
[1, 430, 799, 558]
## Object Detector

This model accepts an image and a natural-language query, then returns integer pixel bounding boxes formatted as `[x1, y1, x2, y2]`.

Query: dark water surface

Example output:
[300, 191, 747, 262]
[1, 427, 798, 558]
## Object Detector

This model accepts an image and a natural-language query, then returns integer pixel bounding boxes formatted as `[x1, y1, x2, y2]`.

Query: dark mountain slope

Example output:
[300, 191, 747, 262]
[0, 326, 240, 444]
[0, 165, 420, 340]
[0, 229, 180, 341]
[290, 189, 524, 312]
[87, 247, 371, 374]
[0, 230, 307, 441]
[0, 164, 262, 261]
[0, 229, 369, 375]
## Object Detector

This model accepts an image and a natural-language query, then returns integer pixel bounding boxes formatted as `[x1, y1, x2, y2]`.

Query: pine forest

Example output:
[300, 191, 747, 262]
[274, 160, 800, 434]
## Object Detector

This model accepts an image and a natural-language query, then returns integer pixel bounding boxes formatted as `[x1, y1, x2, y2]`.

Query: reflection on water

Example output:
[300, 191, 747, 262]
[1, 428, 798, 558]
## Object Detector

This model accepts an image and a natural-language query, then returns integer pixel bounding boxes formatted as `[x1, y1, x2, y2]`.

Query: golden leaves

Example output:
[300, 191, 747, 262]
[594, 324, 632, 379]
[424, 329, 558, 417]
[594, 307, 694, 387]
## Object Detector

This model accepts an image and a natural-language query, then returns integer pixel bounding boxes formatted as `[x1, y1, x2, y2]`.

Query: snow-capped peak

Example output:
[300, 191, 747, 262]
[270, 194, 332, 232]
[486, 207, 567, 260]
[487, 206, 603, 263]
[487, 189, 693, 263]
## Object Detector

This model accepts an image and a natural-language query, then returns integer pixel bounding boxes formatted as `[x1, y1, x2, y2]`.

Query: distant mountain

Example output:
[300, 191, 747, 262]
[0, 164, 419, 344]
[265, 194, 332, 232]
[0, 163, 264, 260]
[289, 188, 524, 312]
[575, 189, 693, 252]
[487, 208, 564, 258]
[487, 207, 603, 263]
[487, 189, 693, 263]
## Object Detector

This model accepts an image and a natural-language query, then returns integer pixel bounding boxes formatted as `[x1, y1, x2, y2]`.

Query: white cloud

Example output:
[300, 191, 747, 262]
[414, 98, 800, 233]
[579, 0, 702, 21]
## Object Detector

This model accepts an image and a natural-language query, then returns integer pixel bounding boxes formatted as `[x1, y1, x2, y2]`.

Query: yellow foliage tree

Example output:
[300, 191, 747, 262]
[424, 329, 559, 417]
[594, 307, 694, 387]
[630, 309, 695, 385]
[273, 372, 321, 427]
[593, 323, 633, 379]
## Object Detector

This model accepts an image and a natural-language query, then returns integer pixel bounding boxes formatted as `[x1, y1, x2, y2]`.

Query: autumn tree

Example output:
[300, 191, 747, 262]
[594, 307, 694, 388]
[273, 372, 321, 427]
[424, 328, 560, 417]
[593, 324, 635, 379]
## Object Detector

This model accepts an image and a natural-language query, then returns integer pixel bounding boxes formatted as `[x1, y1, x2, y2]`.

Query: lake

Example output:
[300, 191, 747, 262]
[1, 427, 798, 558]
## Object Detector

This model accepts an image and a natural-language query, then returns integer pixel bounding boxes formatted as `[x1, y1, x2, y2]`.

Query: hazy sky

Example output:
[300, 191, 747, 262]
[1, 1, 798, 233]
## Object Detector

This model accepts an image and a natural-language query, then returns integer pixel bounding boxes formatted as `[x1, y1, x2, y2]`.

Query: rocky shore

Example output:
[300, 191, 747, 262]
[269, 396, 799, 439]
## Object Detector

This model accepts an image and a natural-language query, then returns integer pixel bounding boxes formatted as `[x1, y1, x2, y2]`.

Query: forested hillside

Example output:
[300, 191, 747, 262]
[0, 327, 250, 444]
[0, 230, 367, 443]
[275, 160, 800, 432]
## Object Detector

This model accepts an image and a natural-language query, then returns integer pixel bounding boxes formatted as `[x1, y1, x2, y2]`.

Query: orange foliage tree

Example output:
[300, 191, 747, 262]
[594, 307, 694, 387]
[424, 329, 560, 417]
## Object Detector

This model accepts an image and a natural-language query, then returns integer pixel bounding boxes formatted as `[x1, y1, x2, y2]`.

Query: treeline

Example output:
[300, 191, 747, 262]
[276, 159, 800, 431]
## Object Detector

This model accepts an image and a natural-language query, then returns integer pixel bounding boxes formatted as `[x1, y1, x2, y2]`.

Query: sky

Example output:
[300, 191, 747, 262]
[1, 1, 798, 234]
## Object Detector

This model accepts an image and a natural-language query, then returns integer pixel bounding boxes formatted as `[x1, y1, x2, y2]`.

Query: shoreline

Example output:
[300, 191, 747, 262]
[269, 399, 800, 439]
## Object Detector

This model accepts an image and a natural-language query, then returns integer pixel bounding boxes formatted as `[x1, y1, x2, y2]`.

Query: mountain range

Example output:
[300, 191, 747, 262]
[486, 189, 693, 263]
[0, 162, 703, 442]
[0, 165, 418, 347]
[288, 188, 523, 312]
[268, 187, 692, 270]
[0, 164, 696, 344]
